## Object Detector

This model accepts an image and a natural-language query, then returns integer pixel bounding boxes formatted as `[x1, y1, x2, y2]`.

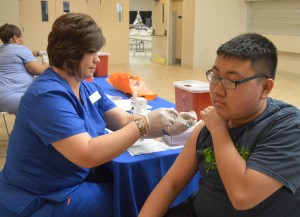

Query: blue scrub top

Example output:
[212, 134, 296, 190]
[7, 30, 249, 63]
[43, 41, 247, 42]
[0, 68, 116, 215]
[0, 44, 36, 93]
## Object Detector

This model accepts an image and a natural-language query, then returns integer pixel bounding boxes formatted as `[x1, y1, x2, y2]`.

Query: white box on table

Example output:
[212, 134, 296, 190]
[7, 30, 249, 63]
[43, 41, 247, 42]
[163, 127, 193, 147]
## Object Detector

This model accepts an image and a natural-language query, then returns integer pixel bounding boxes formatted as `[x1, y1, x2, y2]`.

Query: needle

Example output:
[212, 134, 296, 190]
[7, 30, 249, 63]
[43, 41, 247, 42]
[177, 117, 191, 128]
[171, 107, 192, 128]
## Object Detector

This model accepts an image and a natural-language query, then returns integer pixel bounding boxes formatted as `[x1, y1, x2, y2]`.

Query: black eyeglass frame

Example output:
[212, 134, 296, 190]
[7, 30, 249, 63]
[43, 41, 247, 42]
[206, 69, 270, 89]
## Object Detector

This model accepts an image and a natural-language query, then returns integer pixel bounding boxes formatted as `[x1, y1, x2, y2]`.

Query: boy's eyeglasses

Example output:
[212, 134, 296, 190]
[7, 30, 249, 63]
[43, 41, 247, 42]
[206, 69, 269, 89]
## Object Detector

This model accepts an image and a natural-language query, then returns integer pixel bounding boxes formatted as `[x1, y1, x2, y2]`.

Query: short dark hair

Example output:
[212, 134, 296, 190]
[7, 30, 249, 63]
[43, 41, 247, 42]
[0, 23, 22, 44]
[47, 13, 106, 76]
[217, 33, 277, 79]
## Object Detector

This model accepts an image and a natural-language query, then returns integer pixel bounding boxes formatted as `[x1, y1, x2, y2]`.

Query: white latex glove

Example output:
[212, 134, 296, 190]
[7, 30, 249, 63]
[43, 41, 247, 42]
[38, 51, 47, 57]
[41, 54, 49, 64]
[168, 111, 197, 136]
[146, 108, 178, 132]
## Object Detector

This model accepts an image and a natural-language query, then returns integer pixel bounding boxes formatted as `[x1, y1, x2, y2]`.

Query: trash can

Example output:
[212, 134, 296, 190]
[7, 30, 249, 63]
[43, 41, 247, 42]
[95, 52, 110, 77]
[173, 80, 211, 120]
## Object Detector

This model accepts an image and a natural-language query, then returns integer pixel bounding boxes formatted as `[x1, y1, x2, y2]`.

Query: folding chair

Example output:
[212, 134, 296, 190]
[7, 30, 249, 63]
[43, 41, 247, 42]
[1, 112, 10, 137]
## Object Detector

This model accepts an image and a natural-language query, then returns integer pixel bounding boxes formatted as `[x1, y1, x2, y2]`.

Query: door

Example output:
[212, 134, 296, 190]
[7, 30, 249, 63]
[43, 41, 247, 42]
[20, 0, 56, 51]
[55, 0, 100, 26]
[151, 0, 172, 65]
[55, 0, 88, 18]
[172, 0, 183, 64]
[100, 0, 129, 64]
[152, 0, 168, 64]
[20, 0, 100, 52]
[88, 0, 102, 27]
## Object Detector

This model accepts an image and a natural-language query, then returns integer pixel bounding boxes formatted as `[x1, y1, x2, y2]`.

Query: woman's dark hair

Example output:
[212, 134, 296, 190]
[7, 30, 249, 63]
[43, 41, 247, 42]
[217, 33, 278, 79]
[47, 12, 106, 76]
[0, 23, 22, 44]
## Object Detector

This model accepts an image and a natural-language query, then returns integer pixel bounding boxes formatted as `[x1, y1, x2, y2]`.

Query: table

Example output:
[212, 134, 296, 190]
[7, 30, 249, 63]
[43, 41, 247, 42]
[93, 77, 201, 217]
[130, 35, 152, 42]
[93, 77, 173, 109]
[129, 35, 152, 56]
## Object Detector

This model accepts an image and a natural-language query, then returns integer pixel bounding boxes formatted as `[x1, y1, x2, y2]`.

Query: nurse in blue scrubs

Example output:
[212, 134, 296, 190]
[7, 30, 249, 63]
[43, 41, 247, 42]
[0, 23, 49, 114]
[0, 13, 196, 217]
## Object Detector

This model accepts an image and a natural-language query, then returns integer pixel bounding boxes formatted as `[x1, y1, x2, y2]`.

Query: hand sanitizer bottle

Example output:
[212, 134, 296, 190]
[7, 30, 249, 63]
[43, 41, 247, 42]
[130, 86, 137, 114]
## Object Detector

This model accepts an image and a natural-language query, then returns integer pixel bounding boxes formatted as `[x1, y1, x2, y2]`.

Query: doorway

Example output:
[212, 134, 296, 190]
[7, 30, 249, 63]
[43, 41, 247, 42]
[129, 0, 183, 66]
[129, 0, 153, 63]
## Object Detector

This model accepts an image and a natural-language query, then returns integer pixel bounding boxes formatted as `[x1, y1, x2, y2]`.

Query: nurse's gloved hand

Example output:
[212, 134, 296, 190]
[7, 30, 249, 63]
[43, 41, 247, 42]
[42, 54, 49, 64]
[146, 108, 178, 132]
[38, 51, 47, 57]
[179, 111, 197, 126]
[167, 111, 197, 136]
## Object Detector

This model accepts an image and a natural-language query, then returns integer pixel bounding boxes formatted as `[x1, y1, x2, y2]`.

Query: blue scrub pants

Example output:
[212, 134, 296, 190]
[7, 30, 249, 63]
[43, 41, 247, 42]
[0, 182, 113, 217]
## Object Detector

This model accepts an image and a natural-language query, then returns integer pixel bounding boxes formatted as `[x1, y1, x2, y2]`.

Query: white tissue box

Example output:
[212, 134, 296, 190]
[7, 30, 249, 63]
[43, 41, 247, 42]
[163, 127, 193, 146]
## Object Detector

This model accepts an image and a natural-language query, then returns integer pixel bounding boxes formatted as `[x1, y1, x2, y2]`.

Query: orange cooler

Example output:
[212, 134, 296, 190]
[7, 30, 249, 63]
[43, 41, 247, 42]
[173, 80, 211, 120]
[95, 52, 110, 77]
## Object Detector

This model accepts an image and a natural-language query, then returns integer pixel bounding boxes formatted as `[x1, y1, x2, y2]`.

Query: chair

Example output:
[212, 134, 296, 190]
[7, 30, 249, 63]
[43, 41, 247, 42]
[1, 112, 10, 137]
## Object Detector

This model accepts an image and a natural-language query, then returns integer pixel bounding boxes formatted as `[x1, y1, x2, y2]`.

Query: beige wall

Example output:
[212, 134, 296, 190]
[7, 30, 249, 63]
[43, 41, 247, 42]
[0, 0, 129, 64]
[182, 0, 248, 71]
[0, 0, 249, 68]
[129, 0, 152, 11]
[0, 0, 20, 26]
[0, 0, 20, 46]
[100, 0, 129, 64]
[171, 0, 183, 60]
[1, 0, 300, 73]
[263, 34, 300, 74]
[181, 0, 195, 68]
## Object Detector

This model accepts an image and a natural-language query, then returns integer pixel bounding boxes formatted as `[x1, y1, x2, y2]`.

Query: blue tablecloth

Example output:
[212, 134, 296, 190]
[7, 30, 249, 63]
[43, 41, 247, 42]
[109, 149, 201, 217]
[93, 77, 201, 217]
[93, 77, 175, 109]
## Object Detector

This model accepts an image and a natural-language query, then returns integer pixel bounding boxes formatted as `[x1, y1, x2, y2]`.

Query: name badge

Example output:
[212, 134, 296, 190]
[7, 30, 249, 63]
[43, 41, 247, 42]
[89, 91, 101, 104]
